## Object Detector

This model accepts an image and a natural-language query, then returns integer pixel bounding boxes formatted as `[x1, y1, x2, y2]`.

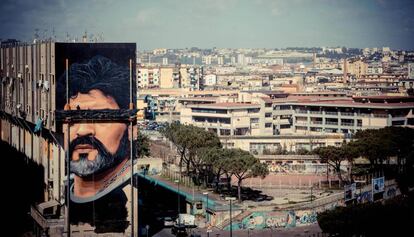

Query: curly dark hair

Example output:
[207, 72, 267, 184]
[57, 55, 132, 110]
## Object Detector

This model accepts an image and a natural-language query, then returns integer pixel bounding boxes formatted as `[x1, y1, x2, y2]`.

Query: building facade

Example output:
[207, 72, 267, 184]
[180, 92, 414, 153]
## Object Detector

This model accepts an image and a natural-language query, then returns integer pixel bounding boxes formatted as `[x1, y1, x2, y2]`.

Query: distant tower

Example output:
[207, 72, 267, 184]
[343, 58, 348, 84]
[313, 51, 316, 69]
[82, 31, 88, 43]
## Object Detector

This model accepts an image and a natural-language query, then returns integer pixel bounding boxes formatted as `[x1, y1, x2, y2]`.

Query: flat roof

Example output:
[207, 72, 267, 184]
[352, 95, 414, 100]
[189, 102, 260, 109]
[292, 100, 414, 109]
[178, 97, 218, 102]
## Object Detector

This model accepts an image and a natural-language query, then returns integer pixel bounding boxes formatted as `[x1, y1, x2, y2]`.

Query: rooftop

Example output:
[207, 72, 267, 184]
[189, 102, 260, 109]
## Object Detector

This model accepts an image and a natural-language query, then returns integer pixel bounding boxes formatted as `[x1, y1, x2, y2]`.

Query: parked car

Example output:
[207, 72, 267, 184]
[254, 195, 266, 202]
[171, 224, 187, 236]
[164, 217, 175, 227]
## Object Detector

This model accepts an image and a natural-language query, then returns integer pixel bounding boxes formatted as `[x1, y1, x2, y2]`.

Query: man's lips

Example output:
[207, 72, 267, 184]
[73, 144, 95, 153]
[74, 144, 94, 150]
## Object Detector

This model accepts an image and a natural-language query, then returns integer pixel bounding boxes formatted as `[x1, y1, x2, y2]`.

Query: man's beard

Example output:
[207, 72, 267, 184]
[69, 131, 129, 178]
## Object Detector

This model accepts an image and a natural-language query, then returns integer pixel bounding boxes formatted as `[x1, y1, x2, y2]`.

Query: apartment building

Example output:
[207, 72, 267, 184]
[137, 67, 160, 88]
[1, 42, 137, 236]
[287, 96, 414, 135]
[138, 64, 203, 90]
[180, 91, 414, 153]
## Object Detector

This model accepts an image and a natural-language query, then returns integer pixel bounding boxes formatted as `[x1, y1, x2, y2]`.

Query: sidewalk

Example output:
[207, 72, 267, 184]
[186, 224, 323, 237]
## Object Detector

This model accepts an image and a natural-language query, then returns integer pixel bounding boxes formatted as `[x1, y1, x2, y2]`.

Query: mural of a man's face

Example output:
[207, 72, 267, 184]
[65, 89, 129, 177]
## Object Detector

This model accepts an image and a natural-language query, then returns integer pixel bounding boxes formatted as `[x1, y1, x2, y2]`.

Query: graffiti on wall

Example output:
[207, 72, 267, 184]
[225, 209, 318, 230]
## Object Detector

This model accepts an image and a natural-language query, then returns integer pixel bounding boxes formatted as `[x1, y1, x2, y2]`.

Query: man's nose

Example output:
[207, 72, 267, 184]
[76, 123, 95, 137]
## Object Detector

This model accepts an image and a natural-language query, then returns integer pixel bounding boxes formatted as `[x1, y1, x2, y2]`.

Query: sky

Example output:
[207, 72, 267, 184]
[0, 0, 414, 50]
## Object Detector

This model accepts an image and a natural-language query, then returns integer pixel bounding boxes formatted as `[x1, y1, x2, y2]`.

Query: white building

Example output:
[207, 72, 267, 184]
[204, 74, 217, 86]
[180, 92, 414, 153]
[162, 57, 168, 65]
[217, 56, 224, 65]
[237, 54, 245, 65]
[408, 63, 414, 79]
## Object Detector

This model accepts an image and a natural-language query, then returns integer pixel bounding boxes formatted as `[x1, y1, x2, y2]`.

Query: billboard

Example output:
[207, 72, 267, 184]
[344, 183, 357, 202]
[55, 43, 137, 234]
[372, 177, 385, 194]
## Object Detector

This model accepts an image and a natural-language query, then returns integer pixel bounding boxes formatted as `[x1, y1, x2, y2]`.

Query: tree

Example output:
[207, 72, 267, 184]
[353, 129, 393, 169]
[136, 133, 150, 158]
[318, 192, 414, 236]
[342, 141, 360, 182]
[353, 127, 414, 193]
[314, 146, 347, 184]
[227, 149, 269, 202]
[199, 147, 232, 191]
[161, 123, 221, 181]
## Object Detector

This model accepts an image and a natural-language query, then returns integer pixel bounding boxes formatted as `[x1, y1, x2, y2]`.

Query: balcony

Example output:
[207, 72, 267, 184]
[310, 111, 323, 114]
[311, 121, 323, 125]
[341, 122, 354, 126]
[373, 114, 388, 118]
[326, 121, 338, 125]
[341, 112, 355, 117]
[296, 110, 308, 114]
[325, 111, 338, 115]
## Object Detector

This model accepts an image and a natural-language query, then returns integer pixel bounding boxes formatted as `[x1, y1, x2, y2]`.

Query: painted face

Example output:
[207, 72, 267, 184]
[64, 89, 128, 177]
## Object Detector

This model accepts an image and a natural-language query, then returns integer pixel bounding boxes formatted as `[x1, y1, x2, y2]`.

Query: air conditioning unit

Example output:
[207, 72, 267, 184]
[36, 200, 60, 218]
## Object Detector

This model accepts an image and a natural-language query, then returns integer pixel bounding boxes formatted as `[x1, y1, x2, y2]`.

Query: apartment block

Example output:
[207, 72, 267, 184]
[138, 64, 203, 90]
[180, 91, 414, 153]
[1, 42, 136, 236]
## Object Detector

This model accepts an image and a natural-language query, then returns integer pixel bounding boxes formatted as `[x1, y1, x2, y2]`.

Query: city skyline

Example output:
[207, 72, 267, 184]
[1, 0, 414, 50]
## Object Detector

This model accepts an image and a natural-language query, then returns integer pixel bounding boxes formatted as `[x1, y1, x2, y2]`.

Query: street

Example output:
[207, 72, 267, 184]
[154, 224, 323, 237]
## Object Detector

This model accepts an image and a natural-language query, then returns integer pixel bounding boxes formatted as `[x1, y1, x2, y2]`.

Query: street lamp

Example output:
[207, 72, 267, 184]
[174, 179, 180, 224]
[145, 225, 150, 237]
[203, 192, 210, 237]
[225, 197, 236, 237]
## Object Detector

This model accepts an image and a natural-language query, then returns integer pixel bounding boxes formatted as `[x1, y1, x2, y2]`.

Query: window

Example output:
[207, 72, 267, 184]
[250, 118, 259, 123]
[192, 108, 227, 114]
[220, 129, 231, 136]
[280, 115, 291, 119]
[265, 113, 272, 118]
[280, 124, 291, 129]
[392, 120, 405, 126]
[265, 123, 272, 128]
[248, 108, 260, 113]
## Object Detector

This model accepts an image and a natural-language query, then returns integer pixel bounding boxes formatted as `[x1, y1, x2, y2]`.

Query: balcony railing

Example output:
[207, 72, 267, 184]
[373, 114, 388, 118]
[341, 122, 354, 126]
[310, 111, 323, 114]
[326, 121, 338, 125]
[311, 121, 323, 124]
[325, 111, 338, 115]
[296, 110, 308, 114]
[341, 112, 354, 116]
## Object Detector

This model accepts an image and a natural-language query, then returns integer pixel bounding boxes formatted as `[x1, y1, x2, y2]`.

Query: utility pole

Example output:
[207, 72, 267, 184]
[203, 192, 209, 237]
[65, 58, 71, 237]
[225, 197, 236, 237]
[129, 59, 135, 237]
[175, 179, 181, 223]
